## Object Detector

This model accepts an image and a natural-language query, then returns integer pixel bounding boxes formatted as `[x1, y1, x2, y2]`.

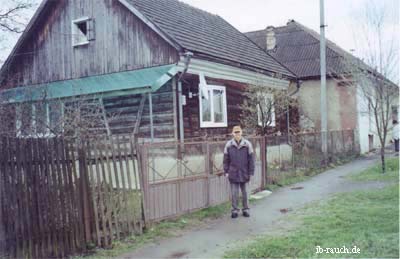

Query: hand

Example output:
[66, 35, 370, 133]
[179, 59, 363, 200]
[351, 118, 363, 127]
[224, 173, 229, 178]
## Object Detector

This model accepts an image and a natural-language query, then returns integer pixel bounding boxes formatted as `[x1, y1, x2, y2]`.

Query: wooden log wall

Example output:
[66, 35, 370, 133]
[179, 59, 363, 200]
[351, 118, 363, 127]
[181, 75, 247, 139]
[103, 82, 175, 141]
[1, 0, 179, 89]
[180, 74, 300, 139]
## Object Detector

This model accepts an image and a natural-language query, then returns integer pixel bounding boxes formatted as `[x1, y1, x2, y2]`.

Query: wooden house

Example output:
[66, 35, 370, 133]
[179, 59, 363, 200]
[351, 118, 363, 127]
[0, 0, 295, 142]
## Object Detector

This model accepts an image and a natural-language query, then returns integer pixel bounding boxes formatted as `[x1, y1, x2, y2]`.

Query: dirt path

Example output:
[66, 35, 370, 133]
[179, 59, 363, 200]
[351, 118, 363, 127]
[119, 156, 391, 259]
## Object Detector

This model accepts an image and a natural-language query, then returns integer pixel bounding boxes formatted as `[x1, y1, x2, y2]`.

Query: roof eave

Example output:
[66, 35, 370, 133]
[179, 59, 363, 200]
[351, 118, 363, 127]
[191, 51, 295, 80]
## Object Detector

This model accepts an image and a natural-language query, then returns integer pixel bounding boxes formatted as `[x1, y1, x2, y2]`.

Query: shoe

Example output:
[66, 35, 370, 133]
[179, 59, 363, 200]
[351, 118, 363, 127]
[231, 212, 238, 218]
[242, 211, 250, 217]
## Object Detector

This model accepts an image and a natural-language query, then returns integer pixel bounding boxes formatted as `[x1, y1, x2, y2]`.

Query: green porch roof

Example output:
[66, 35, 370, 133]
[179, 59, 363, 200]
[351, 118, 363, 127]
[0, 64, 178, 103]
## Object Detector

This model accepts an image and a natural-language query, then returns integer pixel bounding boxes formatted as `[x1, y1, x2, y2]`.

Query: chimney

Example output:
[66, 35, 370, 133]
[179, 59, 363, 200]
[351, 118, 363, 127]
[266, 26, 276, 50]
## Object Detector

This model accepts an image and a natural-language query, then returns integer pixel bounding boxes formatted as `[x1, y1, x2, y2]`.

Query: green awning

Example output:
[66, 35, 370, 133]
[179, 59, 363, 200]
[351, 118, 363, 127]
[0, 64, 178, 103]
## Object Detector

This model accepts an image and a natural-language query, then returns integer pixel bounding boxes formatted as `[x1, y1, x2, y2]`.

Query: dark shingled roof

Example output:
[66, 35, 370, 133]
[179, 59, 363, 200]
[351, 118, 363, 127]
[125, 0, 294, 77]
[245, 20, 359, 79]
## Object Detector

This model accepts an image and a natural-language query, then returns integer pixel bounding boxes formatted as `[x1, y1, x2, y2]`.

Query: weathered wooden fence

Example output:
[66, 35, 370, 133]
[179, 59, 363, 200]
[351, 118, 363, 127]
[1, 132, 346, 258]
[138, 137, 266, 222]
[0, 135, 143, 258]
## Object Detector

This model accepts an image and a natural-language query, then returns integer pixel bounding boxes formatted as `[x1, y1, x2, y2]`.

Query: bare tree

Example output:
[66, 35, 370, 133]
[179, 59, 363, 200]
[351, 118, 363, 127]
[0, 0, 37, 64]
[0, 0, 34, 33]
[330, 0, 399, 173]
[0, 92, 121, 146]
[239, 80, 298, 136]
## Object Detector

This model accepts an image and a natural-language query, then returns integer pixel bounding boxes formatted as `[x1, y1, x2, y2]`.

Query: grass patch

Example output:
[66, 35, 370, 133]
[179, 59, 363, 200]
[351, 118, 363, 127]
[266, 155, 359, 192]
[74, 202, 232, 258]
[265, 158, 350, 191]
[225, 160, 399, 258]
[348, 157, 399, 182]
[265, 168, 322, 192]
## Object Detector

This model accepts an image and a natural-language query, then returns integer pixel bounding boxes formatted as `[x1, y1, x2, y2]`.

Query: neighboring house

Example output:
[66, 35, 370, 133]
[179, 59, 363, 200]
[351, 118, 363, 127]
[0, 0, 295, 142]
[245, 20, 399, 153]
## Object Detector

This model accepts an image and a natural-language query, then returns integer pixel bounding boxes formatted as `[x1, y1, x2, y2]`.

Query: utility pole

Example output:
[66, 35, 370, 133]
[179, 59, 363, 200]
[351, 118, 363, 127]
[320, 0, 328, 161]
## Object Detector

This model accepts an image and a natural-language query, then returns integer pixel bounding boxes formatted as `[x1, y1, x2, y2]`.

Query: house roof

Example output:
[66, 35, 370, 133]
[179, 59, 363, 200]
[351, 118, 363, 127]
[117, 0, 294, 77]
[245, 20, 369, 79]
[0, 0, 295, 83]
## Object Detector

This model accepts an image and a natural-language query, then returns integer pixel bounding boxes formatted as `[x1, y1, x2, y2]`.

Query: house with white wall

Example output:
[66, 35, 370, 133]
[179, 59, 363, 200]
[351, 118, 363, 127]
[246, 20, 399, 153]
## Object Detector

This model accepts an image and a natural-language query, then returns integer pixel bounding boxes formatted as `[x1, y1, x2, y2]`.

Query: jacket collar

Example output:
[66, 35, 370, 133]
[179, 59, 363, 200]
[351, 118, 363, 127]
[231, 138, 247, 149]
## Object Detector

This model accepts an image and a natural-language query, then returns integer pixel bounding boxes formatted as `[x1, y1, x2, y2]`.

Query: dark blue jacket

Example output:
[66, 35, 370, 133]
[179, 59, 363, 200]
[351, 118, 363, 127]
[223, 138, 255, 183]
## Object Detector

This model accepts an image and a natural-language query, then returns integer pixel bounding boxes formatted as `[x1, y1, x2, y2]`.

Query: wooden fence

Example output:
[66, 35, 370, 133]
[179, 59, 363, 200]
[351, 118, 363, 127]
[0, 135, 143, 258]
[2, 132, 352, 258]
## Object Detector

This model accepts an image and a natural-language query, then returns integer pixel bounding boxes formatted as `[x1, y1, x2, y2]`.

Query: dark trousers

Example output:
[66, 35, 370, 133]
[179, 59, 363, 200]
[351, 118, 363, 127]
[230, 182, 249, 213]
[395, 139, 399, 152]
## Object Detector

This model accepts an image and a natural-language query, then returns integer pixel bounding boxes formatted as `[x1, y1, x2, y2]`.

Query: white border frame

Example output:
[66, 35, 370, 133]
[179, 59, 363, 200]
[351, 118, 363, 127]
[72, 16, 90, 47]
[199, 84, 228, 128]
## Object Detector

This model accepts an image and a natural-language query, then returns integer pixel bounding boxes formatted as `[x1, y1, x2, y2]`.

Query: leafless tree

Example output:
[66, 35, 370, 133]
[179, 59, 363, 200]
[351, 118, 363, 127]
[0, 0, 34, 33]
[329, 0, 399, 173]
[0, 0, 37, 64]
[0, 92, 121, 146]
[239, 79, 298, 136]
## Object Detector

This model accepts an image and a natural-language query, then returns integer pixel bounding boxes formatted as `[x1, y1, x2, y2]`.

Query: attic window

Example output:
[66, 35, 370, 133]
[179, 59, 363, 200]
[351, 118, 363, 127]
[72, 17, 94, 47]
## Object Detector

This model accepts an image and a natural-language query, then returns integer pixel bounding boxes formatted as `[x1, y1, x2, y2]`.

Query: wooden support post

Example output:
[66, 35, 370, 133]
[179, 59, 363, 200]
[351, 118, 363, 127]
[261, 136, 267, 189]
[148, 92, 154, 142]
[172, 77, 178, 141]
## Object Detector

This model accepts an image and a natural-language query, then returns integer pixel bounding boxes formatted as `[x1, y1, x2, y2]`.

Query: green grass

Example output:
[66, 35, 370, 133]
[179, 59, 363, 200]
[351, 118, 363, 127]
[265, 155, 358, 191]
[225, 159, 399, 258]
[348, 157, 399, 182]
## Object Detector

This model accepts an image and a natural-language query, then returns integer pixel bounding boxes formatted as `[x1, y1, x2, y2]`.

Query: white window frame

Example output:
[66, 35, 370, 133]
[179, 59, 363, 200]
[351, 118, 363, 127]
[72, 17, 90, 47]
[257, 93, 276, 127]
[199, 84, 228, 128]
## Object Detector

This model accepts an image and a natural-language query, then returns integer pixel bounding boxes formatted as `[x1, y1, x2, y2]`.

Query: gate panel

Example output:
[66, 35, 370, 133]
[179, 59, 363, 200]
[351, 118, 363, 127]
[141, 137, 265, 223]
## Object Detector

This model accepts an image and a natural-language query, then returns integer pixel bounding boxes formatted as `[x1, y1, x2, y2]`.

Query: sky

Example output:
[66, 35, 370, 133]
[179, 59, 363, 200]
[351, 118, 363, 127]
[1, 0, 399, 81]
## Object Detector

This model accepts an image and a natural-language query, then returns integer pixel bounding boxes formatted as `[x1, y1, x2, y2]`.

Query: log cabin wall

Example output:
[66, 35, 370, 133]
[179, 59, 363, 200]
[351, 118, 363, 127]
[181, 75, 247, 140]
[1, 0, 179, 88]
[180, 74, 300, 140]
[103, 81, 175, 141]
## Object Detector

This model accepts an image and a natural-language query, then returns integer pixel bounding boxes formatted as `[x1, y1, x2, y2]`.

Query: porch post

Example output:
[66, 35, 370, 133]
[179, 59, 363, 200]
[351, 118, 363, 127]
[172, 77, 178, 141]
[178, 81, 184, 143]
[261, 136, 267, 189]
[148, 92, 154, 142]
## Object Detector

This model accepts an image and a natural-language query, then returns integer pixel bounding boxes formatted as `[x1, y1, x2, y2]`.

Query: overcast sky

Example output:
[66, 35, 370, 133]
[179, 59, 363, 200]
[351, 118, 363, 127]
[1, 0, 399, 80]
[181, 0, 399, 58]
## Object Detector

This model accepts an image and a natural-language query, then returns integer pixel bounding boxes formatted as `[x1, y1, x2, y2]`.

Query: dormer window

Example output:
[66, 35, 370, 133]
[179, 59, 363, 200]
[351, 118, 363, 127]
[72, 17, 94, 47]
